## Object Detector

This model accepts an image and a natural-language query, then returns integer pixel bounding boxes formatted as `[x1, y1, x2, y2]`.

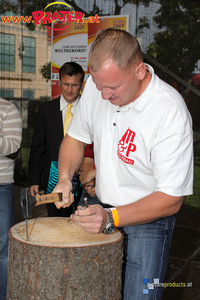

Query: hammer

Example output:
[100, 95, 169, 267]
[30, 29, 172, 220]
[20, 187, 63, 241]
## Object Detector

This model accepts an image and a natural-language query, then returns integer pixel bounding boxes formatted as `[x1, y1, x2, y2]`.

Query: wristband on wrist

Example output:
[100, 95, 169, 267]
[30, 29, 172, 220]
[110, 207, 119, 227]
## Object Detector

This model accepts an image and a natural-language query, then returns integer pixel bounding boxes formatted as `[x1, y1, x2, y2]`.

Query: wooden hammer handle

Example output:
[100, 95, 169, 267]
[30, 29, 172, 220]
[34, 193, 63, 206]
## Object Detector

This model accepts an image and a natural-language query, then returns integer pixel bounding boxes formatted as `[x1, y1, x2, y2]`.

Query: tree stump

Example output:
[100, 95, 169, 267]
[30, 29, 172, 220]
[7, 217, 123, 300]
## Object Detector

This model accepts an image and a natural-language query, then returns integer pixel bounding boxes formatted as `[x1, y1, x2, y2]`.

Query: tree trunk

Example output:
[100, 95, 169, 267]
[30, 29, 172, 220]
[7, 217, 123, 300]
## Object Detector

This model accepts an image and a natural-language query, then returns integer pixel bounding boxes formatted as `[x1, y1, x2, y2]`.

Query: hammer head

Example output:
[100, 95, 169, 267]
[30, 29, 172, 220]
[20, 187, 36, 219]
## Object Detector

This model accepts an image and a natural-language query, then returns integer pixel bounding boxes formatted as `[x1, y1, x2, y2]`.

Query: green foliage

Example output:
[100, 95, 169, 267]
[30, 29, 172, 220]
[0, 0, 18, 14]
[89, 2, 103, 16]
[136, 16, 150, 35]
[40, 62, 51, 82]
[144, 0, 200, 133]
[146, 0, 200, 82]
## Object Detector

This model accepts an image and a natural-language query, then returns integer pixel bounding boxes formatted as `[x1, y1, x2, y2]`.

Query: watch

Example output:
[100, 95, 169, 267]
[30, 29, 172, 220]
[103, 208, 115, 234]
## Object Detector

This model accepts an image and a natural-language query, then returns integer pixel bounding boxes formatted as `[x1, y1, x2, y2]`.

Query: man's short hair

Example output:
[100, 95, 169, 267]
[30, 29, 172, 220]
[59, 62, 85, 83]
[89, 28, 143, 72]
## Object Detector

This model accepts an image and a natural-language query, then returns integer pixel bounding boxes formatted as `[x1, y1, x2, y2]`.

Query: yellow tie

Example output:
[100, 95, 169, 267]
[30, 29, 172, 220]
[64, 104, 73, 136]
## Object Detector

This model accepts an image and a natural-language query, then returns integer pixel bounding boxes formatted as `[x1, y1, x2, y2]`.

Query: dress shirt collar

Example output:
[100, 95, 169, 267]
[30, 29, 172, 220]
[60, 94, 80, 112]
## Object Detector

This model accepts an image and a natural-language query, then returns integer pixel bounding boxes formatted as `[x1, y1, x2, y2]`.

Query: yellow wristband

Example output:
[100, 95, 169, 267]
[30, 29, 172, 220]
[110, 207, 119, 227]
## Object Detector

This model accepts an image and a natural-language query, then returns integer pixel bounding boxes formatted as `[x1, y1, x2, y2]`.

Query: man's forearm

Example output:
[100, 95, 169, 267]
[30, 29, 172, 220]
[82, 157, 94, 172]
[58, 134, 85, 181]
[71, 191, 183, 234]
[117, 192, 183, 227]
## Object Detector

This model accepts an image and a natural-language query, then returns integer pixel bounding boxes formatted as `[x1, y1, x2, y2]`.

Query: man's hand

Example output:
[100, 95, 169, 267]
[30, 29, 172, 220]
[85, 185, 96, 197]
[75, 164, 82, 174]
[70, 204, 108, 234]
[79, 169, 96, 186]
[30, 185, 39, 196]
[53, 179, 74, 209]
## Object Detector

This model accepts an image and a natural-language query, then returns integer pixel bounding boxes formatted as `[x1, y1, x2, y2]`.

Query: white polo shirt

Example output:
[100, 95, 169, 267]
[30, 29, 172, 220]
[68, 64, 193, 207]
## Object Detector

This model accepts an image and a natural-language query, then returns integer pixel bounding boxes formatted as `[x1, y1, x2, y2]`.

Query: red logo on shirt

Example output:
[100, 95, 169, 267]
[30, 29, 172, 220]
[117, 128, 136, 165]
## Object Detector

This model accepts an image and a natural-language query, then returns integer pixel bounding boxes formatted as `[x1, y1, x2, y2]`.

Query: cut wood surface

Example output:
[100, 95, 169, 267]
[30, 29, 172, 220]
[7, 217, 123, 300]
[11, 217, 122, 247]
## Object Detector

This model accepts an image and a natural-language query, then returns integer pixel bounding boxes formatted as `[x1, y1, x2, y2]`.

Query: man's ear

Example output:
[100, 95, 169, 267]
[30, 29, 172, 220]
[137, 63, 146, 80]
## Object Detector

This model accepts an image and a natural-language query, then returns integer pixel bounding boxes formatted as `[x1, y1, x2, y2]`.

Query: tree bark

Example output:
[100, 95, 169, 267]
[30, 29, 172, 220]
[7, 217, 123, 300]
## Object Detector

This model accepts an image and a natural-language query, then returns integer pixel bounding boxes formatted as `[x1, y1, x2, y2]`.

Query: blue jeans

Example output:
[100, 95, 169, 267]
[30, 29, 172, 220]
[0, 183, 15, 300]
[119, 214, 176, 300]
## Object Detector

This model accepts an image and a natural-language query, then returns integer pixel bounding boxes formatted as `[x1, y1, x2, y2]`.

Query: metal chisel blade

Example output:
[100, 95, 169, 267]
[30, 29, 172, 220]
[26, 219, 29, 241]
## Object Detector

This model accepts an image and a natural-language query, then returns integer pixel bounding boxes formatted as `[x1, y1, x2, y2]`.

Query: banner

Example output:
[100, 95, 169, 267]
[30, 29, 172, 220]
[51, 15, 129, 100]
[51, 21, 88, 99]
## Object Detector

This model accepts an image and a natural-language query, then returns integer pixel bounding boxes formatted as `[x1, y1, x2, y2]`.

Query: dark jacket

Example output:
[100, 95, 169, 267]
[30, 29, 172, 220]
[29, 97, 63, 193]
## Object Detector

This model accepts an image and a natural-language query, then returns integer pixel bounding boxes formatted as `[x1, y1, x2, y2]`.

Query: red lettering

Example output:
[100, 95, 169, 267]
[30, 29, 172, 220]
[21, 16, 32, 23]
[42, 12, 52, 24]
[60, 11, 69, 22]
[12, 16, 21, 23]
[68, 11, 75, 22]
[88, 16, 94, 23]
[118, 140, 127, 153]
[126, 129, 135, 143]
[95, 14, 100, 23]
[117, 150, 134, 165]
[51, 10, 62, 22]
[1, 16, 12, 23]
[32, 10, 44, 25]
[75, 11, 84, 23]
[126, 143, 136, 157]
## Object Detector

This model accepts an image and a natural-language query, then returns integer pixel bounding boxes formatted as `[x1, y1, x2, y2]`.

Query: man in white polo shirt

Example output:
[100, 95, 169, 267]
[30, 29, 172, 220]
[53, 29, 193, 299]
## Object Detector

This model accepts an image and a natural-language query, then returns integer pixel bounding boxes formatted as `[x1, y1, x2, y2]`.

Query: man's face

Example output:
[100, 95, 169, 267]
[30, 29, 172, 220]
[59, 73, 83, 103]
[90, 60, 145, 107]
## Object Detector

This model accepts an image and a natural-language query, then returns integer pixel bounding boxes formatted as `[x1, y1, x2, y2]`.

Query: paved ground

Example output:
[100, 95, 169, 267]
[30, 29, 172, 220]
[13, 186, 200, 300]
[163, 211, 200, 299]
